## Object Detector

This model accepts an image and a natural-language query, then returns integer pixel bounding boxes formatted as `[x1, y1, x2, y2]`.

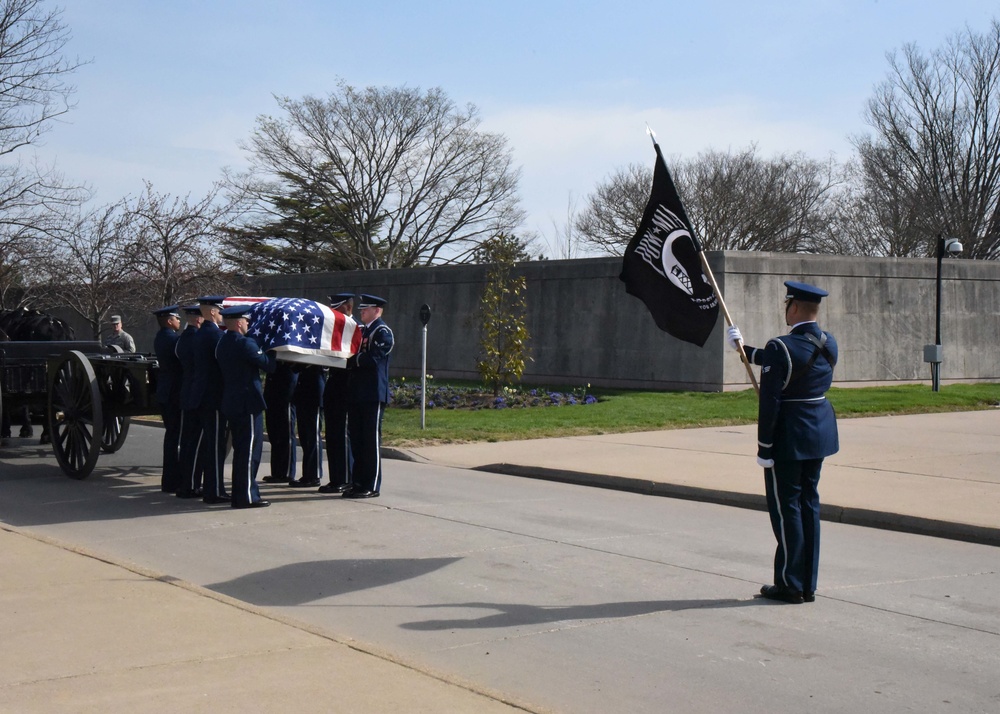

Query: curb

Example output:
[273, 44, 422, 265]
[468, 463, 1000, 548]
[132, 424, 1000, 548]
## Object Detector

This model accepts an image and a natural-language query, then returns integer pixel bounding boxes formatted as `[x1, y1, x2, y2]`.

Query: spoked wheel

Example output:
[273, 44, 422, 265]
[48, 350, 103, 479]
[101, 416, 130, 453]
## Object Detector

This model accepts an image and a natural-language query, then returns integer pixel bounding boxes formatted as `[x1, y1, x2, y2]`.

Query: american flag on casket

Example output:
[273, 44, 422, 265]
[222, 296, 362, 368]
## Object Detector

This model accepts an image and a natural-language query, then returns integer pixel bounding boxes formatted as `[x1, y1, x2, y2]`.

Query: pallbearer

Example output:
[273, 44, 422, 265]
[216, 304, 277, 508]
[175, 304, 206, 499]
[152, 305, 182, 493]
[193, 296, 230, 505]
[320, 292, 356, 495]
[345, 294, 393, 499]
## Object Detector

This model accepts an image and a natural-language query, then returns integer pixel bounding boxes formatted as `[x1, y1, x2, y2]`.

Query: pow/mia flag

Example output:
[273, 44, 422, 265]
[619, 142, 719, 347]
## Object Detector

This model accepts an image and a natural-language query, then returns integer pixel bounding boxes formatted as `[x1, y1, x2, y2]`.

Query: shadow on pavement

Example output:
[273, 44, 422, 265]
[205, 557, 463, 605]
[400, 597, 762, 630]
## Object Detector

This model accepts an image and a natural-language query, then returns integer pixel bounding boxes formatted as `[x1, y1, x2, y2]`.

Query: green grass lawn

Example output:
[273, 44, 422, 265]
[383, 382, 1000, 447]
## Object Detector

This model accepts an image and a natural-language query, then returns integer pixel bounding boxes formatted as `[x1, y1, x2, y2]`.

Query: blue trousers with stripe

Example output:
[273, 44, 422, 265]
[230, 411, 264, 506]
[198, 406, 228, 499]
[348, 402, 384, 494]
[763, 458, 823, 594]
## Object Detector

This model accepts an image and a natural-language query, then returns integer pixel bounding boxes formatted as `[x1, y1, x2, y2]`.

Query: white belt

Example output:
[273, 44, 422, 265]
[784, 396, 826, 403]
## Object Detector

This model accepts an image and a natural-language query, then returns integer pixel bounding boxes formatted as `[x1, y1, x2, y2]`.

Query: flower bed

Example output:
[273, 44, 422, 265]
[389, 379, 597, 410]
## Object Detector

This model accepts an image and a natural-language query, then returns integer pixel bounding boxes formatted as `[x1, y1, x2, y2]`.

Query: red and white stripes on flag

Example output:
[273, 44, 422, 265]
[224, 296, 362, 368]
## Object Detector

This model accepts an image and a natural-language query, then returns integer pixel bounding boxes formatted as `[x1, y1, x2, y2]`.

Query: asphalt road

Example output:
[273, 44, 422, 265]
[2, 425, 999, 713]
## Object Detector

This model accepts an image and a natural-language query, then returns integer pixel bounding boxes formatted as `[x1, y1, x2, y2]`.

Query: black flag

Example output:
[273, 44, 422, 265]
[619, 142, 719, 347]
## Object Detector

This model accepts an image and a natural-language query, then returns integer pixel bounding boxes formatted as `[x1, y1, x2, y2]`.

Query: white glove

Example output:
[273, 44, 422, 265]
[726, 326, 744, 352]
[757, 456, 774, 469]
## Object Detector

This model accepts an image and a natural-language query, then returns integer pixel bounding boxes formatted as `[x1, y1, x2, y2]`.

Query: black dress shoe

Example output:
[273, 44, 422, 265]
[318, 483, 351, 494]
[343, 489, 379, 499]
[803, 591, 815, 603]
[289, 478, 321, 488]
[176, 490, 200, 499]
[232, 500, 270, 509]
[759, 584, 804, 604]
[262, 475, 288, 483]
[203, 495, 230, 504]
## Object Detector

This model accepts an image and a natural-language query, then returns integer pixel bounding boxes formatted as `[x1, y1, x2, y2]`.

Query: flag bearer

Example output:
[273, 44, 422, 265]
[726, 281, 839, 605]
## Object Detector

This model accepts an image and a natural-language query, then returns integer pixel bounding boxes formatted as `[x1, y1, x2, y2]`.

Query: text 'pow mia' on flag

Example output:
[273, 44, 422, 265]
[619, 141, 719, 347]
[225, 297, 362, 368]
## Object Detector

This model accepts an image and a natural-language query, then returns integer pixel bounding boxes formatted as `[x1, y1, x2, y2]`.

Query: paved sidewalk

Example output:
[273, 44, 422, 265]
[396, 409, 1000, 546]
[0, 527, 530, 714]
[3, 410, 998, 713]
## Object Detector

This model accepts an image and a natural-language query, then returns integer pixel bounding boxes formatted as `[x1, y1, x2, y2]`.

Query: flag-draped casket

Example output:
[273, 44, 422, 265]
[223, 297, 362, 367]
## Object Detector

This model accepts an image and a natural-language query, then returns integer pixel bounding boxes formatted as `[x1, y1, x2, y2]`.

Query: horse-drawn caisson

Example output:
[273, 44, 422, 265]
[0, 308, 161, 479]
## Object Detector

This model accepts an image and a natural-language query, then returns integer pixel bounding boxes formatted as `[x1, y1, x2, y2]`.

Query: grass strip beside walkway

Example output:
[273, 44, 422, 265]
[383, 383, 1000, 447]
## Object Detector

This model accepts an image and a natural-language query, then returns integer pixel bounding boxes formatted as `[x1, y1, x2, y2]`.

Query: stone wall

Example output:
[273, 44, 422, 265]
[236, 251, 999, 391]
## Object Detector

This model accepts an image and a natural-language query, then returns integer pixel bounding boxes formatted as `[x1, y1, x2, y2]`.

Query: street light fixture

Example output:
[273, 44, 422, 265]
[924, 235, 963, 392]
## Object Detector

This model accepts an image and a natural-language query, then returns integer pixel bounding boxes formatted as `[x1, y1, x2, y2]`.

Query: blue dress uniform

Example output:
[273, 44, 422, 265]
[216, 305, 276, 508]
[175, 306, 206, 498]
[346, 295, 393, 498]
[191, 297, 230, 504]
[741, 281, 838, 603]
[321, 293, 357, 495]
[152, 305, 182, 493]
[263, 362, 298, 483]
[290, 364, 326, 487]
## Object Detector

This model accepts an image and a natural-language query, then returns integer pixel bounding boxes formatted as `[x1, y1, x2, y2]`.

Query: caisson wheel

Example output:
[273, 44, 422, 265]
[101, 415, 130, 453]
[48, 351, 102, 479]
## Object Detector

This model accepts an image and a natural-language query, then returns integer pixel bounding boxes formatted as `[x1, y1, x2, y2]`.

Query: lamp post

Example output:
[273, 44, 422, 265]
[925, 234, 963, 392]
[419, 303, 431, 429]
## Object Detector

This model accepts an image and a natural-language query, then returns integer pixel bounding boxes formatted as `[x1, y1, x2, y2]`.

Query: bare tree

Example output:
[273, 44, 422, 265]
[575, 147, 842, 255]
[0, 0, 82, 156]
[822, 154, 930, 256]
[677, 147, 842, 253]
[128, 181, 246, 306]
[855, 19, 1000, 259]
[237, 82, 524, 269]
[0, 0, 87, 307]
[575, 163, 651, 256]
[0, 161, 78, 307]
[42, 201, 137, 339]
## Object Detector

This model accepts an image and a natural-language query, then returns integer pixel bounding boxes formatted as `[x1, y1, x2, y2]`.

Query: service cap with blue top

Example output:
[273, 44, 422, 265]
[784, 281, 828, 304]
[197, 295, 226, 309]
[183, 304, 202, 316]
[328, 292, 356, 308]
[152, 304, 180, 318]
[357, 294, 387, 309]
[220, 304, 253, 318]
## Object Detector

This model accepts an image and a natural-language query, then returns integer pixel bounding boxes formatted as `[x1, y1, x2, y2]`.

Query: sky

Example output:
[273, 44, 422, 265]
[26, 0, 1000, 258]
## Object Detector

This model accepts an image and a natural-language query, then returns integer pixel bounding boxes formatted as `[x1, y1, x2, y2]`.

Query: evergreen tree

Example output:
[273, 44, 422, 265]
[475, 234, 530, 396]
[222, 172, 363, 274]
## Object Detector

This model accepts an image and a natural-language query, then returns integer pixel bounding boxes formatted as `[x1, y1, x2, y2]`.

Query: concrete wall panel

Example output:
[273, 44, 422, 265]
[107, 251, 999, 392]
